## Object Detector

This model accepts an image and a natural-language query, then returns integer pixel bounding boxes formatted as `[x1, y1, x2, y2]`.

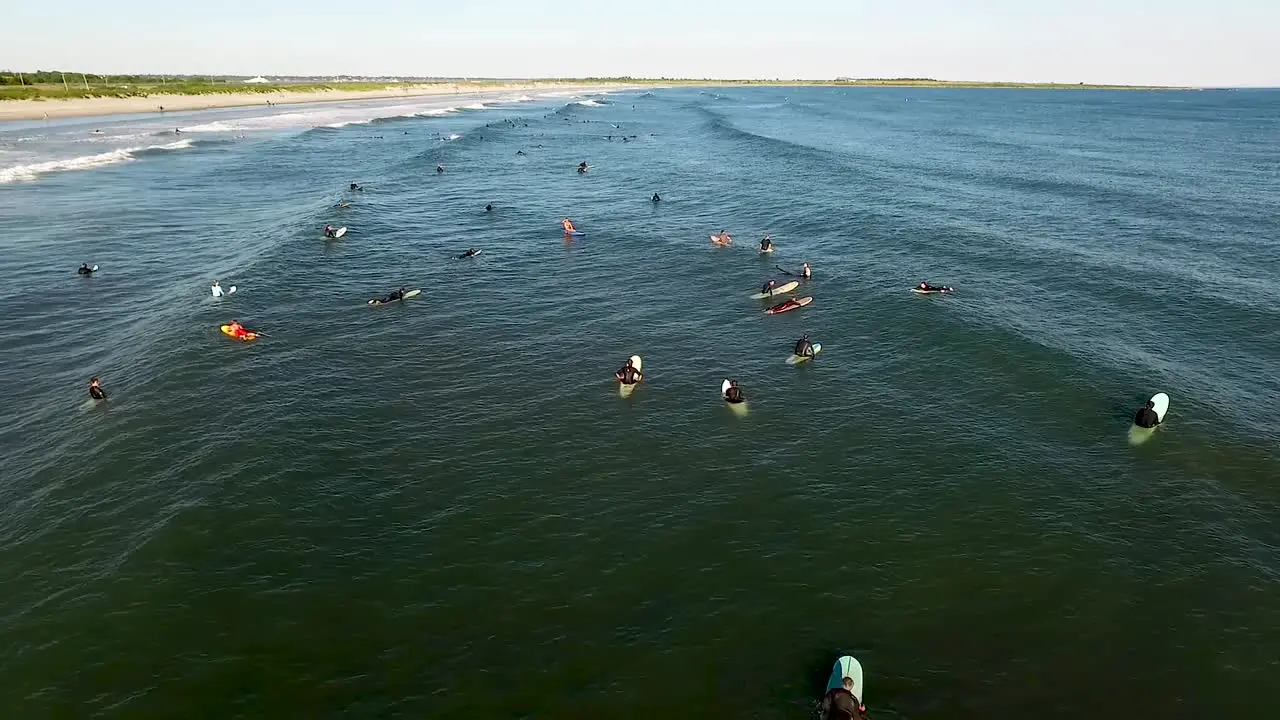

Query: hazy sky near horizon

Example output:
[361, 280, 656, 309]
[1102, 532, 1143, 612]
[5, 0, 1277, 86]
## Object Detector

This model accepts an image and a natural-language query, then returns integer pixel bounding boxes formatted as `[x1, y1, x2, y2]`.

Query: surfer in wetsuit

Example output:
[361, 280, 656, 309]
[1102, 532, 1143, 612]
[577, 161, 588, 173]
[759, 235, 773, 252]
[794, 334, 815, 358]
[485, 204, 493, 212]
[761, 280, 777, 296]
[917, 281, 950, 293]
[77, 263, 96, 275]
[819, 675, 867, 720]
[801, 263, 812, 280]
[436, 164, 445, 174]
[723, 380, 744, 404]
[615, 358, 642, 385]
[324, 224, 336, 238]
[88, 376, 107, 400]
[372, 288, 407, 304]
[1133, 399, 1161, 428]
[458, 248, 479, 259]
[651, 193, 661, 202]
[349, 182, 362, 191]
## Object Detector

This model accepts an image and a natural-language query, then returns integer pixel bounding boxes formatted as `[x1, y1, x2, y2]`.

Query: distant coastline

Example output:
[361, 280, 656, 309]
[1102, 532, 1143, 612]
[0, 73, 1185, 122]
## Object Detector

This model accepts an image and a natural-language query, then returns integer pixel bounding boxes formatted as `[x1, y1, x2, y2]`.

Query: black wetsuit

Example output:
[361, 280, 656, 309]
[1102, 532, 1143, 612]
[1134, 406, 1160, 428]
[458, 250, 478, 259]
[724, 386, 744, 404]
[761, 239, 772, 252]
[795, 340, 814, 357]
[652, 194, 661, 202]
[761, 282, 775, 295]
[89, 385, 106, 400]
[820, 688, 866, 720]
[78, 266, 94, 275]
[616, 366, 640, 385]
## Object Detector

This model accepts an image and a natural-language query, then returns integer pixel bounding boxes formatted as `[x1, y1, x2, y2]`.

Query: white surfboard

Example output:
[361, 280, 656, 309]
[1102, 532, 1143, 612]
[911, 286, 952, 295]
[618, 355, 643, 398]
[827, 656, 865, 704]
[1151, 392, 1169, 423]
[750, 280, 800, 300]
[786, 342, 822, 365]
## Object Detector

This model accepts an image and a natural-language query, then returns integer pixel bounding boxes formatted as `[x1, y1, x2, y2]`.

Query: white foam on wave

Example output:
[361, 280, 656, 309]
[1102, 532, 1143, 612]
[464, 103, 488, 110]
[574, 99, 605, 107]
[0, 139, 194, 184]
[442, 133, 463, 141]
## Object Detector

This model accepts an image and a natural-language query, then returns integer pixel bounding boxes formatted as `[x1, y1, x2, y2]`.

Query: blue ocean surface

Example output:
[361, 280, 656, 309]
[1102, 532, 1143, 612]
[1, 85, 1277, 718]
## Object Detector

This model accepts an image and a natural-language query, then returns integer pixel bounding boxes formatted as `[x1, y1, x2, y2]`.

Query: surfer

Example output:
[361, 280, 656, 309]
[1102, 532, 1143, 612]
[801, 263, 812, 280]
[516, 150, 525, 155]
[226, 320, 249, 340]
[651, 193, 661, 202]
[1133, 399, 1162, 429]
[615, 358, 642, 385]
[458, 248, 480, 259]
[211, 280, 225, 298]
[761, 279, 778, 296]
[917, 281, 951, 293]
[436, 164, 445, 174]
[723, 380, 745, 404]
[794, 334, 816, 358]
[759, 235, 773, 252]
[349, 182, 363, 191]
[335, 201, 350, 209]
[485, 204, 493, 212]
[562, 218, 578, 234]
[818, 675, 867, 719]
[77, 263, 96, 276]
[577, 161, 588, 173]
[323, 224, 337, 238]
[372, 288, 408, 304]
[713, 230, 733, 246]
[88, 376, 107, 401]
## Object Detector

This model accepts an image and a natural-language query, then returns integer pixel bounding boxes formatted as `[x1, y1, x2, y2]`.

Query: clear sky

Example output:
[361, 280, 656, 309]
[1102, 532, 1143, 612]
[4, 0, 1276, 86]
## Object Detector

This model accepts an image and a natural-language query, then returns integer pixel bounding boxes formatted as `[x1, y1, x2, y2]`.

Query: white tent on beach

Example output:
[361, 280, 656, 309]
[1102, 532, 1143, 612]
[243, 76, 270, 84]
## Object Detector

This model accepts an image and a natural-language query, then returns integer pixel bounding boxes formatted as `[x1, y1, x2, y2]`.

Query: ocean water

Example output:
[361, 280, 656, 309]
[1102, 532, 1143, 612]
[1, 86, 1278, 718]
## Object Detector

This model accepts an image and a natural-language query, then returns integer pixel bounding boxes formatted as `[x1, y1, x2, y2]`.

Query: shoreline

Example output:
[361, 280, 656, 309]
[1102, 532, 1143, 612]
[0, 79, 1189, 122]
[0, 82, 629, 122]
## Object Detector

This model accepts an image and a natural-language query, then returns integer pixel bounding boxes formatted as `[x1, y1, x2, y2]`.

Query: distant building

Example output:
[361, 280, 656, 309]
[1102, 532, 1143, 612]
[244, 76, 270, 84]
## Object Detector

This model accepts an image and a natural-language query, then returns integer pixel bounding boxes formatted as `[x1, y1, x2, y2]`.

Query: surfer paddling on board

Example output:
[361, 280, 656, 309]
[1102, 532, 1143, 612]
[1133, 399, 1162, 429]
[794, 334, 816, 359]
[712, 229, 733, 246]
[78, 263, 97, 276]
[88, 376, 107, 401]
[819, 674, 867, 720]
[759, 234, 773, 253]
[723, 380, 745, 404]
[370, 288, 408, 305]
[615, 358, 642, 385]
[458, 248, 480, 259]
[577, 161, 588, 173]
[917, 281, 952, 293]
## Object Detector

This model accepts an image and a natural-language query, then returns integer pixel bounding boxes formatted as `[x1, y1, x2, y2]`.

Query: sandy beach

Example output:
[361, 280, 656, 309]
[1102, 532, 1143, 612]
[0, 82, 623, 122]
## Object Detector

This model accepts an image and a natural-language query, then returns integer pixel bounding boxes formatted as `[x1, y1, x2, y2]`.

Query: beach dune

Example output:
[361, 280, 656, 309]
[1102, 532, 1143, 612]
[0, 82, 615, 122]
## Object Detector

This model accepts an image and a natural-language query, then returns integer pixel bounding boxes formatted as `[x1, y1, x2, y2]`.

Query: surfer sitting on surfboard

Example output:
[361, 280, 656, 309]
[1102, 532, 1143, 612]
[88, 376, 107, 401]
[561, 218, 578, 234]
[77, 263, 97, 276]
[819, 675, 867, 719]
[324, 224, 338, 238]
[760, 235, 773, 252]
[577, 161, 588, 173]
[723, 380, 745, 404]
[1134, 399, 1162, 429]
[794, 334, 816, 359]
[615, 358, 642, 385]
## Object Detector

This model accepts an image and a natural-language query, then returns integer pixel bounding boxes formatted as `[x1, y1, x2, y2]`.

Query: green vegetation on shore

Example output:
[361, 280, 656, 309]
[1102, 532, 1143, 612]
[0, 70, 1177, 102]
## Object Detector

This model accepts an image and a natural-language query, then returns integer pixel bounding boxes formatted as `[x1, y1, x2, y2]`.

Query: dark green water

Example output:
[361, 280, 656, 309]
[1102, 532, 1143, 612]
[1, 87, 1277, 718]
